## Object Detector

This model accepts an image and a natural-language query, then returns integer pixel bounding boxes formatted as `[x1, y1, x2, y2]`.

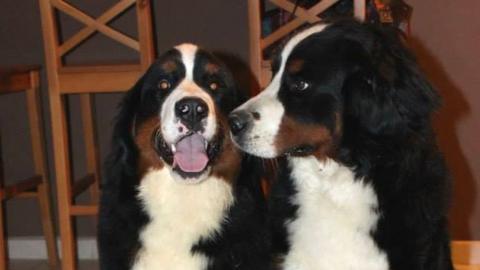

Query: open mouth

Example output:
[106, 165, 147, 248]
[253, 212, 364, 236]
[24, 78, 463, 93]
[154, 128, 224, 180]
[172, 133, 210, 177]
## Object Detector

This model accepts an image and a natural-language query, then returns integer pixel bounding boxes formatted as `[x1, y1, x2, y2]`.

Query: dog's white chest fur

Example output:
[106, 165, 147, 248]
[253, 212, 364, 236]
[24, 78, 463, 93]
[283, 157, 389, 270]
[132, 167, 234, 270]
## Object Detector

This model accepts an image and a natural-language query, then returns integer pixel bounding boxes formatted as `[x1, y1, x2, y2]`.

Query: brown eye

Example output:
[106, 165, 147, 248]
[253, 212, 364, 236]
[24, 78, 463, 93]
[291, 80, 309, 92]
[158, 79, 171, 90]
[209, 82, 219, 91]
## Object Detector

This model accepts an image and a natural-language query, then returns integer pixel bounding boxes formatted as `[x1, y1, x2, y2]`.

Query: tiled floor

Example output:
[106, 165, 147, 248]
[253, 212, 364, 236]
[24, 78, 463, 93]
[9, 260, 99, 270]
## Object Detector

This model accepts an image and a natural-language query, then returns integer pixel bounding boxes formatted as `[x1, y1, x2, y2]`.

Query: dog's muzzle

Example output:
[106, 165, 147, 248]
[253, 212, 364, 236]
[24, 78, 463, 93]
[175, 97, 209, 132]
[228, 110, 252, 137]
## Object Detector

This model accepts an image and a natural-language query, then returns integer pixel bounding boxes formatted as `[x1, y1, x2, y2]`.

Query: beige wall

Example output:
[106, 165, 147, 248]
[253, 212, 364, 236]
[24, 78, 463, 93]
[0, 0, 478, 240]
[409, 0, 480, 239]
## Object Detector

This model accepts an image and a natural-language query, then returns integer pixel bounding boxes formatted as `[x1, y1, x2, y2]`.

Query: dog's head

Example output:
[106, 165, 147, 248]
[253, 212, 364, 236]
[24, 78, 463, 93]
[229, 20, 439, 160]
[113, 44, 244, 184]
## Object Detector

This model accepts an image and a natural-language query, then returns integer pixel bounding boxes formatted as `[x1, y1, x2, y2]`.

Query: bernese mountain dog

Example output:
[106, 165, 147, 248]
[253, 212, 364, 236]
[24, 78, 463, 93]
[229, 20, 453, 270]
[98, 43, 271, 270]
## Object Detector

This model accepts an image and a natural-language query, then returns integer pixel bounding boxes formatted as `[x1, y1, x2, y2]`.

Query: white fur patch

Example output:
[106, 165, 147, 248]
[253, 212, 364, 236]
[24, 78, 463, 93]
[231, 24, 328, 158]
[132, 167, 234, 270]
[282, 157, 389, 270]
[175, 43, 197, 80]
[161, 43, 217, 145]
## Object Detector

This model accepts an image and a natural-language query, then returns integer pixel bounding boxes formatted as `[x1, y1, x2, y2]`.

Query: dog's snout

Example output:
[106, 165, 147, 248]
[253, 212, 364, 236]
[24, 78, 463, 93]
[175, 97, 209, 129]
[229, 110, 251, 135]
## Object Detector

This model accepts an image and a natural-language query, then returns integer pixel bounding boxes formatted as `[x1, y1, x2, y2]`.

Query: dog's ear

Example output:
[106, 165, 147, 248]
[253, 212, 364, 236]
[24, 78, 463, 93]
[215, 65, 246, 114]
[212, 52, 250, 111]
[103, 75, 145, 188]
[343, 26, 439, 137]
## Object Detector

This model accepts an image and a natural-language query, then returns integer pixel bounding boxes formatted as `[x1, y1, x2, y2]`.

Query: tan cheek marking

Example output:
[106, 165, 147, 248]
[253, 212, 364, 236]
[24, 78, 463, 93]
[135, 117, 164, 177]
[274, 116, 336, 160]
[211, 115, 242, 184]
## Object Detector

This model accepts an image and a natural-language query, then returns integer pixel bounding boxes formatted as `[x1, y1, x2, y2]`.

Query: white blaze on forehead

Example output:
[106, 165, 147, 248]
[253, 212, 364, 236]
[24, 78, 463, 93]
[175, 43, 197, 80]
[237, 23, 328, 109]
[161, 43, 217, 144]
[266, 23, 328, 96]
[232, 24, 328, 158]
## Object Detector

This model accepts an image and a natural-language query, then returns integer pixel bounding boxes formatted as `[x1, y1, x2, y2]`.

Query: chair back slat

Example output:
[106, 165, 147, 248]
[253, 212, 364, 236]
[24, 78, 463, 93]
[58, 0, 138, 56]
[39, 0, 154, 70]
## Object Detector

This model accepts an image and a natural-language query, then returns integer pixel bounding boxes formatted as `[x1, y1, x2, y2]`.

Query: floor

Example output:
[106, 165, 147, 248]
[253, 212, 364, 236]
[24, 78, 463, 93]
[9, 260, 99, 270]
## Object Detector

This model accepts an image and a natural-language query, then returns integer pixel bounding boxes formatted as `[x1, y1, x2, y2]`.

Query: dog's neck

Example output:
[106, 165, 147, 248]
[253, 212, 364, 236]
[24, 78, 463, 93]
[132, 167, 234, 269]
[282, 156, 389, 270]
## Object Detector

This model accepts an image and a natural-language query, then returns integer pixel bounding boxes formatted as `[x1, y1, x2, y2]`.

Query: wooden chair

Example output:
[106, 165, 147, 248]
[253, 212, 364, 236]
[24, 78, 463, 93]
[452, 241, 480, 270]
[0, 66, 58, 270]
[248, 0, 366, 91]
[37, 0, 155, 269]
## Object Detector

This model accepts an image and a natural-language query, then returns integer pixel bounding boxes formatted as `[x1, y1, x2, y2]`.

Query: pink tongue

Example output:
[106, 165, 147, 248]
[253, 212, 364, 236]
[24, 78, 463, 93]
[173, 133, 209, 173]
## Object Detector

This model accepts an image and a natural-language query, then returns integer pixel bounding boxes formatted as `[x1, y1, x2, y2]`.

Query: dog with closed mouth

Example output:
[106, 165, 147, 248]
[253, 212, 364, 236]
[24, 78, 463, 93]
[229, 20, 453, 270]
[98, 43, 271, 270]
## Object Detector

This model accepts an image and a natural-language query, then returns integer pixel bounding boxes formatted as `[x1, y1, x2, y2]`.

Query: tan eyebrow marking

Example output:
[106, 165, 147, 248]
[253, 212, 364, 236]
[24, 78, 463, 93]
[205, 62, 220, 74]
[161, 60, 178, 73]
[287, 59, 305, 74]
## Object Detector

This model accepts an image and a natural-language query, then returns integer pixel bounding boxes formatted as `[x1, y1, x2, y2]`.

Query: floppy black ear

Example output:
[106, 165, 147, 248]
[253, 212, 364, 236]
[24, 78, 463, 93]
[99, 75, 149, 270]
[212, 52, 251, 111]
[343, 25, 439, 137]
[222, 67, 245, 112]
[102, 75, 145, 189]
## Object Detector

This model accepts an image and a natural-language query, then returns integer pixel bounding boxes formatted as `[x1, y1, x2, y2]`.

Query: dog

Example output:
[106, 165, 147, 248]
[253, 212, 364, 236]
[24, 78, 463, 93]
[98, 43, 271, 270]
[229, 20, 453, 270]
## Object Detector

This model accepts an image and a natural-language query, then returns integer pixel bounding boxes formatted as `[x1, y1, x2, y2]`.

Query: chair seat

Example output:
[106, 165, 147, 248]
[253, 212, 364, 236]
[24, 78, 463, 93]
[58, 63, 140, 74]
[0, 65, 40, 93]
[57, 63, 143, 94]
[0, 65, 40, 74]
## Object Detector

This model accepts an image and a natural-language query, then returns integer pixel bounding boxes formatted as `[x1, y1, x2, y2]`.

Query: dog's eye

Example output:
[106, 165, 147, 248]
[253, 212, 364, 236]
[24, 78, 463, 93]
[290, 81, 309, 92]
[209, 82, 219, 91]
[158, 79, 171, 90]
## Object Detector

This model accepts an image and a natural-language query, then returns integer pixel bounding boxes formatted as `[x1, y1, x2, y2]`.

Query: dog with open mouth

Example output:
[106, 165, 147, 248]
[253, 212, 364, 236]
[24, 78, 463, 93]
[98, 43, 271, 270]
[229, 20, 453, 270]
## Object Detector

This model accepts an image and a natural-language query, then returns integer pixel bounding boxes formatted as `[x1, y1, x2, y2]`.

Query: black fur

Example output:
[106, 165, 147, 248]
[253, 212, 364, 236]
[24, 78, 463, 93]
[267, 20, 454, 270]
[98, 47, 271, 270]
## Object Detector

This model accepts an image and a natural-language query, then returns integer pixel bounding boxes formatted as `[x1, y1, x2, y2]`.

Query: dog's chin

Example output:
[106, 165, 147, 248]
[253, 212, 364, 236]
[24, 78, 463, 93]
[231, 133, 320, 159]
[230, 133, 279, 159]
[170, 166, 212, 184]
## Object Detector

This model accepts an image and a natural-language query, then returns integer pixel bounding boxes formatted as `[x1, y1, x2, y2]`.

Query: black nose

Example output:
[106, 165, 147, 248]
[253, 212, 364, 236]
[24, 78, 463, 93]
[175, 97, 209, 129]
[229, 110, 251, 135]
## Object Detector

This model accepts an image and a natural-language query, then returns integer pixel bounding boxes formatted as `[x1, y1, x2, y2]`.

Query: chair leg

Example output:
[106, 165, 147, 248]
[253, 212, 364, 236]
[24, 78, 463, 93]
[80, 94, 100, 214]
[0, 133, 7, 270]
[49, 94, 77, 270]
[37, 182, 58, 268]
[0, 199, 7, 270]
[25, 71, 59, 267]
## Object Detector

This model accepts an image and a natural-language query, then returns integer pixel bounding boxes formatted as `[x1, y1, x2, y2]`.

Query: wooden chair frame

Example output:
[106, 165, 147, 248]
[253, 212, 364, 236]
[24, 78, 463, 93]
[38, 1, 155, 269]
[0, 67, 58, 270]
[248, 0, 366, 90]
